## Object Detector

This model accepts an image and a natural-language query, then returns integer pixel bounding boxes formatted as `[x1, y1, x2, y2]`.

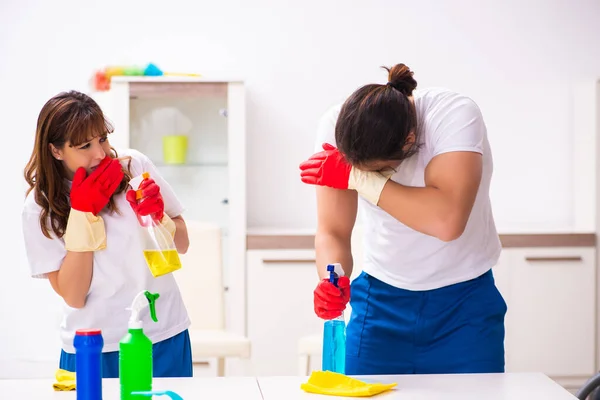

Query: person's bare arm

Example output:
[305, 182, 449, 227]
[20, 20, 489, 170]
[315, 186, 358, 279]
[171, 215, 189, 254]
[377, 151, 482, 242]
[47, 251, 94, 309]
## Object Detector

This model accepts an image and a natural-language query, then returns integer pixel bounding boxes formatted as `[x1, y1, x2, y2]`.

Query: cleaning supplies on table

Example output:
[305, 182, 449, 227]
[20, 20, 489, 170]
[73, 328, 104, 399]
[300, 370, 397, 397]
[119, 290, 160, 400]
[52, 369, 76, 391]
[129, 172, 182, 277]
[322, 263, 346, 374]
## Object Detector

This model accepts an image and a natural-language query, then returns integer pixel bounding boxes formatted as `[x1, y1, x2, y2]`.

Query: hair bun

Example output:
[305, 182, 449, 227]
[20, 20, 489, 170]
[383, 63, 417, 96]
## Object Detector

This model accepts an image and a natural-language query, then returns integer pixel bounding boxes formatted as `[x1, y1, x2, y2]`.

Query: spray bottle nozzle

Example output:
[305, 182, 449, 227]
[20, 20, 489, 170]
[130, 172, 151, 200]
[327, 263, 344, 288]
[126, 290, 160, 329]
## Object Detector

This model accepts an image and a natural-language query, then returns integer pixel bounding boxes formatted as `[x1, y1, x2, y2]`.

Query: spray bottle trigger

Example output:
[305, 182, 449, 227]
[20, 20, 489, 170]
[130, 172, 151, 200]
[327, 264, 339, 288]
[144, 291, 160, 322]
[135, 172, 151, 200]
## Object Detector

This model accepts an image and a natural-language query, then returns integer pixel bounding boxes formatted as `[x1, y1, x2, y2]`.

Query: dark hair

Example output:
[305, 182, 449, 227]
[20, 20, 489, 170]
[24, 90, 132, 239]
[335, 63, 420, 165]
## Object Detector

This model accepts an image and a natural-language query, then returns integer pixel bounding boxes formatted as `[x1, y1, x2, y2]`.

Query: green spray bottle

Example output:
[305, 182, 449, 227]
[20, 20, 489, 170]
[119, 290, 160, 400]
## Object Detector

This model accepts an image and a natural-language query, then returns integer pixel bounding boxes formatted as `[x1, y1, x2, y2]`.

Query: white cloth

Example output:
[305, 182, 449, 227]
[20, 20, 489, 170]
[315, 87, 501, 290]
[21, 148, 190, 353]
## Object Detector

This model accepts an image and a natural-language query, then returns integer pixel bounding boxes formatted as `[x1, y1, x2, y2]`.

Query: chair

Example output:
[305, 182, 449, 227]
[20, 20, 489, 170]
[173, 220, 251, 376]
[296, 224, 364, 375]
[576, 373, 600, 399]
[297, 333, 321, 375]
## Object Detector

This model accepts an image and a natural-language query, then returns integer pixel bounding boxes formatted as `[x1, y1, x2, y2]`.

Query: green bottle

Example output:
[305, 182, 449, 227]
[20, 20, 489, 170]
[119, 290, 160, 400]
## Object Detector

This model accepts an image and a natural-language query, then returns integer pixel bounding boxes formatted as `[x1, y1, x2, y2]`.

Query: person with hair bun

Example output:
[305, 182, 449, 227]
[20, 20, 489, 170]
[299, 63, 505, 375]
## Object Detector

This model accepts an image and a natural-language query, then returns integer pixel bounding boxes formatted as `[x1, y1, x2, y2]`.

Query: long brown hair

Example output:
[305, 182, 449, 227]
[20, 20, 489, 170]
[24, 90, 132, 239]
[335, 63, 421, 165]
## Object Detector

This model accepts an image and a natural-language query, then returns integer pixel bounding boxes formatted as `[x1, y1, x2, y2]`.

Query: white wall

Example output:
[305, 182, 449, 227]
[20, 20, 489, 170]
[1, 0, 599, 377]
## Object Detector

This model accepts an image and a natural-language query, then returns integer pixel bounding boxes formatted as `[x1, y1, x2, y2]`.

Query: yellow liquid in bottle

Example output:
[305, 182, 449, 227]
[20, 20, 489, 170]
[143, 249, 182, 277]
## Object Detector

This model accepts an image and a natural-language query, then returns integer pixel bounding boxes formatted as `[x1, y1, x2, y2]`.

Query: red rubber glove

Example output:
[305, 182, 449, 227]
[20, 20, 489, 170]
[314, 276, 351, 320]
[70, 156, 125, 215]
[299, 143, 351, 189]
[126, 178, 165, 222]
[300, 143, 393, 205]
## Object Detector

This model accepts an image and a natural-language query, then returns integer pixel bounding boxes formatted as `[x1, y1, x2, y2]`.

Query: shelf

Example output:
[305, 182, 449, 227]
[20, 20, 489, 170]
[106, 76, 243, 99]
[111, 76, 243, 84]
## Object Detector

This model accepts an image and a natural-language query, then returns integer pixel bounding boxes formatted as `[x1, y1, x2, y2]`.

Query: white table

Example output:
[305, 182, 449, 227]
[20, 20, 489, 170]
[256, 373, 579, 399]
[0, 373, 580, 399]
[0, 377, 263, 399]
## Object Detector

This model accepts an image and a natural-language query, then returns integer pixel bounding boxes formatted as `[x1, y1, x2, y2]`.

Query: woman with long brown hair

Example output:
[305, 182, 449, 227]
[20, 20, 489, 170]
[22, 90, 192, 377]
[300, 63, 506, 375]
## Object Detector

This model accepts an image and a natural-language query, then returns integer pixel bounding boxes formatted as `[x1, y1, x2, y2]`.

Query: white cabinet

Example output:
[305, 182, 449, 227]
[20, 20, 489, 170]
[245, 241, 598, 384]
[498, 247, 597, 388]
[90, 77, 247, 337]
[246, 249, 322, 376]
[246, 226, 365, 376]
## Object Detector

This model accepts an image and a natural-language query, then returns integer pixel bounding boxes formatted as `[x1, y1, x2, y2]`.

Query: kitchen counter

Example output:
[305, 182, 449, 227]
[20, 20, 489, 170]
[246, 229, 596, 250]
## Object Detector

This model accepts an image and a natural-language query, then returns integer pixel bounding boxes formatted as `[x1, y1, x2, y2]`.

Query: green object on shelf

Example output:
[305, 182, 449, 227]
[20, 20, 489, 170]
[163, 135, 188, 164]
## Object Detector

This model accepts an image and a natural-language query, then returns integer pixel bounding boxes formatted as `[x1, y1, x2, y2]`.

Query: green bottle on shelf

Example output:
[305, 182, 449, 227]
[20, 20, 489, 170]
[119, 290, 160, 400]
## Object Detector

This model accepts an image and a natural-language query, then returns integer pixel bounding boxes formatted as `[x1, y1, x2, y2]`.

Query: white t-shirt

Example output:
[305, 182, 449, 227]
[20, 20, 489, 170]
[315, 87, 502, 291]
[21, 148, 190, 353]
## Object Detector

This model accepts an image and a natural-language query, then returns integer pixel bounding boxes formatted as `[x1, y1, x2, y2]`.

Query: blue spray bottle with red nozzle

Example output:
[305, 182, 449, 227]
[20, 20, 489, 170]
[322, 263, 346, 373]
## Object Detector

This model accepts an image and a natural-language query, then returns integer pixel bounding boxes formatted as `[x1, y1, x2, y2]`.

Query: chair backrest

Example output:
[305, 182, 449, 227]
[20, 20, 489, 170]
[575, 373, 600, 399]
[173, 219, 224, 330]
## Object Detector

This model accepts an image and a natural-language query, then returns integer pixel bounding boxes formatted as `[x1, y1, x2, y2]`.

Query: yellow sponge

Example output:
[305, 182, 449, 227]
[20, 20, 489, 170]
[53, 369, 76, 391]
[300, 370, 397, 397]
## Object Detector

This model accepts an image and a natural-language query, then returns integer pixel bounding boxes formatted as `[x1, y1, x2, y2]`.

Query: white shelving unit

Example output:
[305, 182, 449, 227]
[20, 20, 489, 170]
[90, 76, 247, 339]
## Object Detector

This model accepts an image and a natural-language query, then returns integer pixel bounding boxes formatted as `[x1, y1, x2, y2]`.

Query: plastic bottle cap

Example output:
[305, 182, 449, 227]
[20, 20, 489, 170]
[129, 320, 143, 329]
[76, 329, 102, 336]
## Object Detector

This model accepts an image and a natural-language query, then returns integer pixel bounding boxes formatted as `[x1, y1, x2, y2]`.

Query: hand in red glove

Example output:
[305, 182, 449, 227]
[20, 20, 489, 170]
[299, 143, 394, 206]
[299, 143, 352, 189]
[126, 178, 165, 222]
[70, 156, 124, 215]
[314, 276, 351, 320]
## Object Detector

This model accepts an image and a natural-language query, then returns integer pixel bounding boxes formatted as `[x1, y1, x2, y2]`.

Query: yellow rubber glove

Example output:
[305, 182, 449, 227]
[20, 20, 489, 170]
[160, 213, 176, 238]
[52, 369, 76, 391]
[64, 209, 107, 252]
[348, 167, 395, 206]
[300, 370, 397, 397]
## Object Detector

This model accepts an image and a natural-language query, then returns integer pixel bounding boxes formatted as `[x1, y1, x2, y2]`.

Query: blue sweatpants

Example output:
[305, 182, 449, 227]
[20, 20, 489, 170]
[59, 329, 193, 378]
[345, 269, 507, 375]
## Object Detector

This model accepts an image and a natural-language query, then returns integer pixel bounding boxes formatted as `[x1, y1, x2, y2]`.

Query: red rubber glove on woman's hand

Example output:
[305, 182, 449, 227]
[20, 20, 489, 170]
[70, 155, 124, 215]
[65, 155, 124, 252]
[314, 276, 351, 320]
[299, 143, 393, 206]
[126, 178, 165, 222]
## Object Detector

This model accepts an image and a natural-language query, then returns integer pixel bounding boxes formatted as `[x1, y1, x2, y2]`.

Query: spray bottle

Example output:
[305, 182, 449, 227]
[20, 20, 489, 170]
[119, 290, 160, 400]
[322, 263, 346, 374]
[129, 172, 182, 277]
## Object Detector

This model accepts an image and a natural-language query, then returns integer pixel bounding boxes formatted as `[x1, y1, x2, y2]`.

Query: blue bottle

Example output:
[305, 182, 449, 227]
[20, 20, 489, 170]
[73, 328, 104, 400]
[322, 263, 346, 374]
